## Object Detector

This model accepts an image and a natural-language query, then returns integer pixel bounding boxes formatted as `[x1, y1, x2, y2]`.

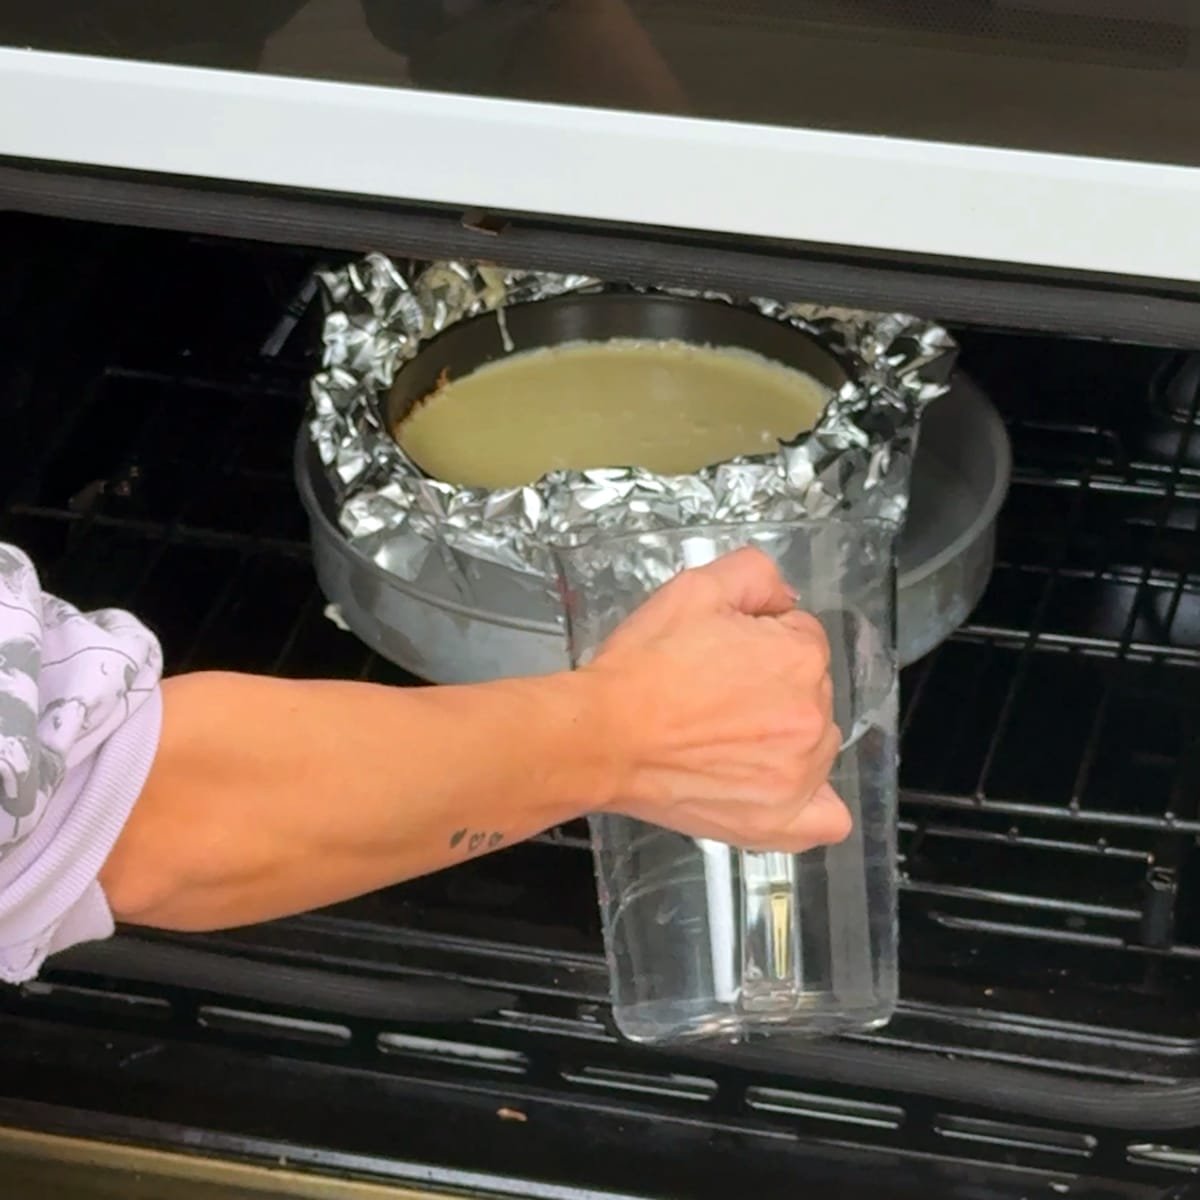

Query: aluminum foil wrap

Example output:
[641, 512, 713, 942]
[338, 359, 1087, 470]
[308, 253, 957, 586]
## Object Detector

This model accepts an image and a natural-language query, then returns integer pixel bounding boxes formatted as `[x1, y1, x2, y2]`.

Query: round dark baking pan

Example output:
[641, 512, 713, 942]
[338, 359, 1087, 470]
[383, 291, 847, 428]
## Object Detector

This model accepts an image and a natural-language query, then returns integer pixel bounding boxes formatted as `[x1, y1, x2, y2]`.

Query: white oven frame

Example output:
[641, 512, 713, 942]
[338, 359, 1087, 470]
[1, 47, 1199, 285]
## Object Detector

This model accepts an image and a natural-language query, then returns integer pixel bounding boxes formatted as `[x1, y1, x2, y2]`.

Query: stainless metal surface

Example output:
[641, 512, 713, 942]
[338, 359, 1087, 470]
[894, 376, 1012, 663]
[297, 375, 1010, 681]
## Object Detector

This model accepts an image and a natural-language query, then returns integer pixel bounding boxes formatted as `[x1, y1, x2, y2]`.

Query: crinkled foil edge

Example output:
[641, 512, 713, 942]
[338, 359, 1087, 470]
[308, 254, 957, 581]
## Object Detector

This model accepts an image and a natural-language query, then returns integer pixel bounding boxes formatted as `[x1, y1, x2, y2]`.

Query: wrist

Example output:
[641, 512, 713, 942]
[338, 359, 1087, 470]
[564, 664, 640, 817]
[540, 667, 629, 818]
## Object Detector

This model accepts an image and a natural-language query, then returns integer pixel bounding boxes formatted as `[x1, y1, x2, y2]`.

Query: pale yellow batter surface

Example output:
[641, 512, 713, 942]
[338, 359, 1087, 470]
[394, 338, 830, 488]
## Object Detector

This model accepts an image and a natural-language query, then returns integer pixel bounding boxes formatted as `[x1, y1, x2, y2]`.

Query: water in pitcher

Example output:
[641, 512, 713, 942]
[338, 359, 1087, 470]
[555, 521, 899, 1044]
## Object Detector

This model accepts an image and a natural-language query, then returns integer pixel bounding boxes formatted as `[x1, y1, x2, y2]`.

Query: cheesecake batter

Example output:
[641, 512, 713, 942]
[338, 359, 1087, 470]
[394, 338, 830, 488]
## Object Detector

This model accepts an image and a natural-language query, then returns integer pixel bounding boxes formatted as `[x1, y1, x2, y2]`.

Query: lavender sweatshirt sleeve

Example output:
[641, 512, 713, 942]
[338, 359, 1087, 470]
[0, 544, 163, 984]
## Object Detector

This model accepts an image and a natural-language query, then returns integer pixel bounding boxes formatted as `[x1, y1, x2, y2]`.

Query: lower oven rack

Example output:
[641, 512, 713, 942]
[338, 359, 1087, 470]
[3, 215, 1200, 1186]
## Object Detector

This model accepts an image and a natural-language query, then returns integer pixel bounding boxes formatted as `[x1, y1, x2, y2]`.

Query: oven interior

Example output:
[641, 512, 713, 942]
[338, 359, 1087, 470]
[3, 211, 1200, 1194]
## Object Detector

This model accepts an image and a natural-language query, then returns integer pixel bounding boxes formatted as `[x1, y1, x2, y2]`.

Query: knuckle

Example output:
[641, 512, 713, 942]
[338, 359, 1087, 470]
[759, 759, 797, 794]
[683, 568, 725, 606]
[731, 546, 776, 579]
[670, 567, 704, 595]
[761, 764, 807, 809]
[807, 627, 832, 673]
[793, 610, 826, 638]
[786, 609, 828, 643]
[786, 698, 830, 749]
[781, 629, 831, 681]
[817, 675, 834, 719]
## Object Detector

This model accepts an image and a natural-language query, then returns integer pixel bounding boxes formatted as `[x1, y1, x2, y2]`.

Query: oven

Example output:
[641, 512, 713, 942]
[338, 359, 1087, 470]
[1, 3, 1200, 1198]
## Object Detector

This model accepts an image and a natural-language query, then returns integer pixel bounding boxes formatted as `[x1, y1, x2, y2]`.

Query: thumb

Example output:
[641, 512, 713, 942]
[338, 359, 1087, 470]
[683, 547, 796, 617]
[603, 546, 796, 648]
[801, 783, 854, 846]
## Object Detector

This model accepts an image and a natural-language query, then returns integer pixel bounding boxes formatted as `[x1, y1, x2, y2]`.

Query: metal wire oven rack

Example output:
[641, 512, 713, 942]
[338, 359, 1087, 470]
[3, 215, 1200, 1189]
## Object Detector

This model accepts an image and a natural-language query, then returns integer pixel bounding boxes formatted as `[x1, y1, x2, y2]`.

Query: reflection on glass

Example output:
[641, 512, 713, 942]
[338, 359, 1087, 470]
[1, 0, 1197, 164]
[0, 0, 687, 108]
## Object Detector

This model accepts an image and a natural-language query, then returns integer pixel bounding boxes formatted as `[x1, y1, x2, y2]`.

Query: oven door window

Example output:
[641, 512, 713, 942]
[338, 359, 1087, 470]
[1, 0, 1198, 166]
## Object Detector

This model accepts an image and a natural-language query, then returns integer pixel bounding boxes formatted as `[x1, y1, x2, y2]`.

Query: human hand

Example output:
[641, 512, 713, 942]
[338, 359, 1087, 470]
[585, 548, 851, 852]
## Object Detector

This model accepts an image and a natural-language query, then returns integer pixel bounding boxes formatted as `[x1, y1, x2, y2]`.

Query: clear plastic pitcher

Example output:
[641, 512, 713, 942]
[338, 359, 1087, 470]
[553, 521, 899, 1044]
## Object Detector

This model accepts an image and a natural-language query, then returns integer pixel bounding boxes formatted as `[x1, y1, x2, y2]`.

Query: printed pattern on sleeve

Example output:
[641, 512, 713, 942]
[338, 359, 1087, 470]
[0, 543, 164, 982]
[0, 544, 162, 856]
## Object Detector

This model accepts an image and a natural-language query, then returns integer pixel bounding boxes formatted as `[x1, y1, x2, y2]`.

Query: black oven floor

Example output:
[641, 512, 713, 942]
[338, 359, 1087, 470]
[3, 213, 1200, 1190]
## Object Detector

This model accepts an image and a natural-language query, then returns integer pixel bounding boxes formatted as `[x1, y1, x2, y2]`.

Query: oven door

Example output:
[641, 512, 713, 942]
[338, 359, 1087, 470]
[1, 1, 1199, 282]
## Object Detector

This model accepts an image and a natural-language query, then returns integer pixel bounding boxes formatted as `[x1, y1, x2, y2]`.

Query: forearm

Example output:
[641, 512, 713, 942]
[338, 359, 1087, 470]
[100, 671, 614, 932]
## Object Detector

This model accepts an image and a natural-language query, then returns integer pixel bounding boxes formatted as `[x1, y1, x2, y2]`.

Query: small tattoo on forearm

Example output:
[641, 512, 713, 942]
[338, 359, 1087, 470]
[449, 828, 505, 854]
